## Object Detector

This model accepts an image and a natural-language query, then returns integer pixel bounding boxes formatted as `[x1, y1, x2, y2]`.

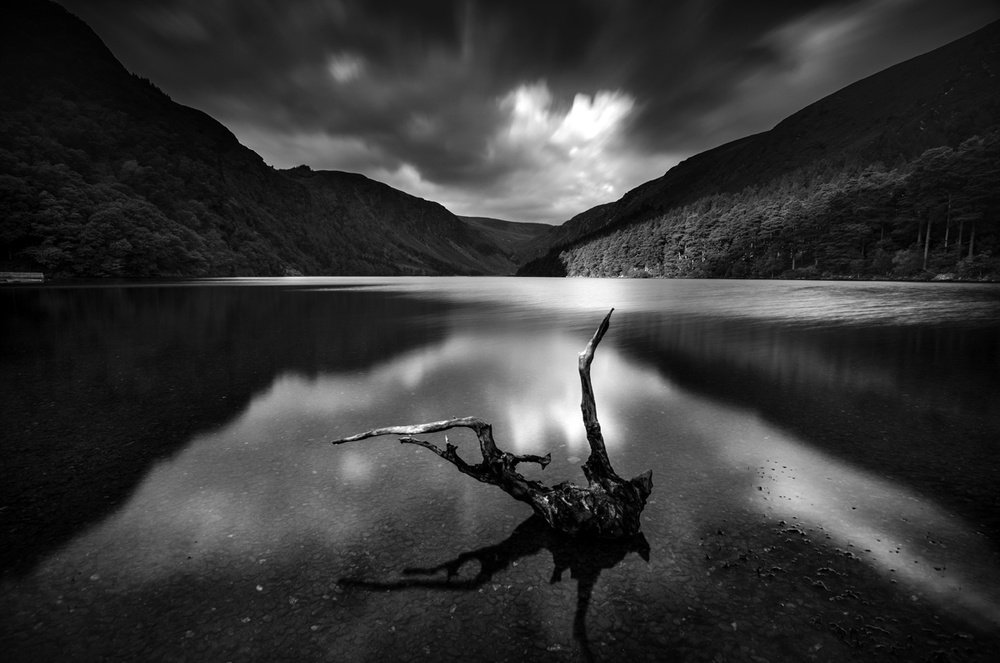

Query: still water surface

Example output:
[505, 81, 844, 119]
[1, 278, 999, 661]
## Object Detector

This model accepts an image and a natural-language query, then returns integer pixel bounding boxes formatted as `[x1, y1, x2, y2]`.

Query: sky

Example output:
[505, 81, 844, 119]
[60, 0, 1000, 224]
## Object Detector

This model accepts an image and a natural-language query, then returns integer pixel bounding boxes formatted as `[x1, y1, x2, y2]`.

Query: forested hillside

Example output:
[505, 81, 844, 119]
[521, 21, 1000, 280]
[0, 1, 521, 277]
[534, 134, 999, 279]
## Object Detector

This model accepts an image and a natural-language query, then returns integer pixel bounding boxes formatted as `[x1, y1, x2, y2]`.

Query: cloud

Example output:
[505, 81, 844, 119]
[326, 52, 366, 84]
[136, 5, 210, 42]
[371, 81, 677, 223]
[476, 81, 677, 221]
[232, 78, 678, 223]
[59, 0, 1000, 223]
[681, 0, 1000, 147]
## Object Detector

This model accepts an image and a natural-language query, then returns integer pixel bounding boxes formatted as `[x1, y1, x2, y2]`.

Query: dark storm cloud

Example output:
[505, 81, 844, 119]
[59, 0, 1000, 222]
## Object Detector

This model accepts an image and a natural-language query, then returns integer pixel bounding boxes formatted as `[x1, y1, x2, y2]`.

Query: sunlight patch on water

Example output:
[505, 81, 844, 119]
[692, 399, 1000, 628]
[299, 276, 1000, 327]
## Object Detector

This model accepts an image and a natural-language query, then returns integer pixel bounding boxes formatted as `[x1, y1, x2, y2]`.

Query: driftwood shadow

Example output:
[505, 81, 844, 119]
[339, 515, 650, 658]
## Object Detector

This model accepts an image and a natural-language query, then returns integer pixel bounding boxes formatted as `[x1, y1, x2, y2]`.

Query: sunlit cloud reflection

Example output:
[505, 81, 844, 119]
[25, 327, 1000, 631]
[692, 398, 1000, 629]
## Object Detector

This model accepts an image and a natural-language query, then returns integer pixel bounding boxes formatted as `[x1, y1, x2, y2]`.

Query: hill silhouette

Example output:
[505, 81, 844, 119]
[0, 1, 530, 277]
[520, 20, 1000, 280]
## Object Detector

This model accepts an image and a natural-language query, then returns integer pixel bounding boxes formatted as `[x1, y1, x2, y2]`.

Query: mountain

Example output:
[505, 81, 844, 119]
[521, 20, 1000, 280]
[458, 216, 550, 265]
[0, 1, 519, 277]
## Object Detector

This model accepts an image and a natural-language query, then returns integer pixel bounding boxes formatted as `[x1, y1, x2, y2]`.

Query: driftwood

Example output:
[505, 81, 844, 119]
[332, 309, 653, 538]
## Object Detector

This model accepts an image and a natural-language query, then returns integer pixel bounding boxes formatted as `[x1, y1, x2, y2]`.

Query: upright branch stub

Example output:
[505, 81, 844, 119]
[331, 309, 653, 538]
[579, 308, 615, 484]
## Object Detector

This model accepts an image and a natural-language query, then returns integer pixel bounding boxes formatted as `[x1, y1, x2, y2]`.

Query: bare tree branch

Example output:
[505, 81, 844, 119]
[579, 308, 614, 483]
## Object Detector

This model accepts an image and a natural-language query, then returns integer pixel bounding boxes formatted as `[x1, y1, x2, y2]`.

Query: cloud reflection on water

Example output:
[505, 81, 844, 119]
[28, 330, 650, 581]
[694, 398, 1000, 629]
[237, 330, 671, 456]
[26, 324, 1000, 632]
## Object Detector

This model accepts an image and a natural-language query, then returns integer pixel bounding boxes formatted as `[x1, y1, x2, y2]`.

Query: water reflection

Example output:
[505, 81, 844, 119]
[618, 310, 999, 414]
[614, 308, 1000, 553]
[251, 331, 675, 459]
[0, 284, 450, 574]
[4, 279, 1000, 660]
[696, 397, 1000, 629]
[18, 322, 999, 638]
[22, 328, 660, 587]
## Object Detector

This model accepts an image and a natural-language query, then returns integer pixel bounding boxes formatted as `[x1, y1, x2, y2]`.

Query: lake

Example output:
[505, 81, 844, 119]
[2, 277, 999, 661]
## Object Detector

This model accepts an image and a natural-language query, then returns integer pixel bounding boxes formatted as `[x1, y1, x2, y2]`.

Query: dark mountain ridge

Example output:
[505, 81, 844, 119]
[459, 216, 550, 264]
[0, 1, 523, 277]
[521, 20, 1000, 280]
